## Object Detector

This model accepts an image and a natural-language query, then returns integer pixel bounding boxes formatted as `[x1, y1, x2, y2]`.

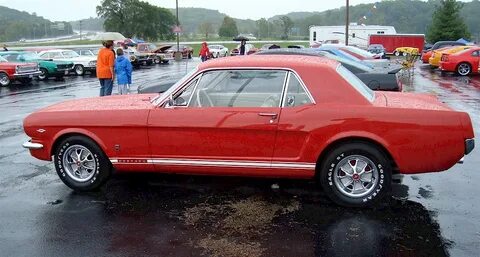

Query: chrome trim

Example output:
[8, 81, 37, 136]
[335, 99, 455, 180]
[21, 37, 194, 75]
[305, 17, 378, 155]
[281, 71, 315, 107]
[110, 158, 316, 170]
[23, 141, 44, 150]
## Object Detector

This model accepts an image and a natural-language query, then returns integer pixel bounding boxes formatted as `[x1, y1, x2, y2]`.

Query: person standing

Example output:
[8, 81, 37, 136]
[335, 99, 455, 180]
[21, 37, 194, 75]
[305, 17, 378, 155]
[199, 42, 210, 62]
[114, 48, 133, 95]
[2, 44, 8, 51]
[97, 40, 115, 96]
[239, 40, 246, 55]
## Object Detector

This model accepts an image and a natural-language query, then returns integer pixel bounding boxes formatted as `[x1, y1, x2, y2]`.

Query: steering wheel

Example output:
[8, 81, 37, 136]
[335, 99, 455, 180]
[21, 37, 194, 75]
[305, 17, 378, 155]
[196, 88, 214, 107]
[261, 95, 280, 107]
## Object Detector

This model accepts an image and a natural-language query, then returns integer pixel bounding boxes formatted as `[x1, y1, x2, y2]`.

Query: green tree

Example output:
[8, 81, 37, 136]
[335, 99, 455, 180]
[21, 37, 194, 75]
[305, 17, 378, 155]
[218, 16, 238, 38]
[279, 16, 294, 39]
[256, 18, 270, 39]
[198, 22, 214, 39]
[96, 0, 175, 40]
[427, 0, 470, 42]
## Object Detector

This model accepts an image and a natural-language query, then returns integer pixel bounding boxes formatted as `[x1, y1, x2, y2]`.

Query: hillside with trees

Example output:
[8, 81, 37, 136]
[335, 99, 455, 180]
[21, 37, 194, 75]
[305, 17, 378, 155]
[0, 6, 73, 42]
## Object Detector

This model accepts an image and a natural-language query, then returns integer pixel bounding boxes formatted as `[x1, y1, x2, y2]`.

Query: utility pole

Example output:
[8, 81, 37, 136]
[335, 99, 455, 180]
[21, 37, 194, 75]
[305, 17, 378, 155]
[79, 20, 83, 41]
[175, 0, 181, 61]
[345, 0, 349, 45]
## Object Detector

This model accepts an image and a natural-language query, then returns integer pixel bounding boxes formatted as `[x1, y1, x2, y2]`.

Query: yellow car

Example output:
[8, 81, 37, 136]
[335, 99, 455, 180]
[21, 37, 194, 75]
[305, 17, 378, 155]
[394, 47, 419, 56]
[429, 45, 474, 67]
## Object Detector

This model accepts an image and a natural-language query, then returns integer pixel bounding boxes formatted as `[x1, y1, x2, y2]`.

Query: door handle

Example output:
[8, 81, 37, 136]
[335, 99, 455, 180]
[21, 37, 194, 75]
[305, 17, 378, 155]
[258, 113, 278, 119]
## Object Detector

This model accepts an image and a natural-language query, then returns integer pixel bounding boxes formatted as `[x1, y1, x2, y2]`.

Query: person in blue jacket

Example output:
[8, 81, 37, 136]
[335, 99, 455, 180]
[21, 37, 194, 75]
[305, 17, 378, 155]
[114, 48, 133, 95]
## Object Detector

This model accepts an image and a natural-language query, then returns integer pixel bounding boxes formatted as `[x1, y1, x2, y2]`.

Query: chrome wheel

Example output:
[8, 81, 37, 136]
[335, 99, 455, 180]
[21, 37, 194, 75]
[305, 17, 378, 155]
[0, 73, 10, 86]
[38, 68, 47, 80]
[62, 145, 97, 182]
[74, 65, 84, 76]
[457, 63, 471, 76]
[333, 155, 379, 198]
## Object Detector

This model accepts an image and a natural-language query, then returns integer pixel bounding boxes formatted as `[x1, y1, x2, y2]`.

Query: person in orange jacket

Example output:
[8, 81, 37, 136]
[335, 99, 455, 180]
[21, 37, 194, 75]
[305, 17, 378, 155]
[199, 42, 210, 62]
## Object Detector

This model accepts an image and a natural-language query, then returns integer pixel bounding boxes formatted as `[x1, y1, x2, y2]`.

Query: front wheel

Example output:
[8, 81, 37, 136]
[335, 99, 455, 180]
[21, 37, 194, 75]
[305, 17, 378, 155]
[318, 142, 392, 207]
[74, 65, 85, 76]
[154, 56, 161, 64]
[394, 51, 400, 56]
[54, 136, 112, 191]
[38, 68, 48, 81]
[0, 72, 11, 87]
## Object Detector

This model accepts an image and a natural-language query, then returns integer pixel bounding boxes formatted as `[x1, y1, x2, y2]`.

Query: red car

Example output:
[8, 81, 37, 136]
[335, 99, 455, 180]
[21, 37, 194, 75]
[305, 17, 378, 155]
[439, 47, 480, 76]
[0, 56, 41, 86]
[22, 55, 474, 207]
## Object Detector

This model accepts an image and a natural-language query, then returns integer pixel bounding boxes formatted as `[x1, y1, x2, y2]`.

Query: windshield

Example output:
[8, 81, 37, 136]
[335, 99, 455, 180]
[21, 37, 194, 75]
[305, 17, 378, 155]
[62, 51, 80, 58]
[209, 45, 221, 49]
[151, 67, 199, 106]
[344, 46, 374, 57]
[336, 65, 374, 102]
[21, 52, 40, 60]
[320, 51, 372, 72]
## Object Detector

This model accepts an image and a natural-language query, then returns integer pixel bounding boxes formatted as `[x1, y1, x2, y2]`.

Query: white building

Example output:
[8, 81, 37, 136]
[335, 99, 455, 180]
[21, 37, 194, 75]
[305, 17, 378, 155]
[309, 24, 396, 48]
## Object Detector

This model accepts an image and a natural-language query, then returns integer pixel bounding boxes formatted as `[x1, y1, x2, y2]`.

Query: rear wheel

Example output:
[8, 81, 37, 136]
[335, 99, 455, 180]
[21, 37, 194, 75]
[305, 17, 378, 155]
[74, 65, 85, 76]
[154, 56, 162, 64]
[456, 62, 471, 76]
[38, 68, 48, 81]
[0, 72, 11, 87]
[54, 136, 112, 191]
[318, 142, 392, 207]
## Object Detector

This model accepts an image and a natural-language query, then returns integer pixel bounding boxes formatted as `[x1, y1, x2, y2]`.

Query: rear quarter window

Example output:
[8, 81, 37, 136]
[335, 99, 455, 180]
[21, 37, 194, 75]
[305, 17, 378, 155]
[336, 65, 374, 102]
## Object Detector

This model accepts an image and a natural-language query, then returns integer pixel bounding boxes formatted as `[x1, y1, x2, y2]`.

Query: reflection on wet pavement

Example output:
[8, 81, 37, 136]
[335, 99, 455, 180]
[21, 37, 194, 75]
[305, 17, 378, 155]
[0, 60, 479, 257]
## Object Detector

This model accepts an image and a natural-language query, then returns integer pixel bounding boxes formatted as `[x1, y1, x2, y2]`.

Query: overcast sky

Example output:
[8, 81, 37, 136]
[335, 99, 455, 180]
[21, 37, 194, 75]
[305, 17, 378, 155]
[0, 0, 388, 21]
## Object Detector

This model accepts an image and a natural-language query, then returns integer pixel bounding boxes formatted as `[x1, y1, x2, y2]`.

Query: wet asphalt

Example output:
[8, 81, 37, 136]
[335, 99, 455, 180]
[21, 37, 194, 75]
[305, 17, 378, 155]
[0, 58, 479, 257]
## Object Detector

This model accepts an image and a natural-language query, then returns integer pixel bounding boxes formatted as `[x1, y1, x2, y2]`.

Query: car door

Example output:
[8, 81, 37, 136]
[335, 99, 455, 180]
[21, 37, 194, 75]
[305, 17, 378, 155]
[147, 69, 287, 175]
[472, 50, 480, 71]
[272, 71, 317, 175]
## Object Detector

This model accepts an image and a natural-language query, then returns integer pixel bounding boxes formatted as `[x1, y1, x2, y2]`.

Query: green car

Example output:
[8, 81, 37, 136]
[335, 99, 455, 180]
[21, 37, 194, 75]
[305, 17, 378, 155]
[0, 51, 74, 80]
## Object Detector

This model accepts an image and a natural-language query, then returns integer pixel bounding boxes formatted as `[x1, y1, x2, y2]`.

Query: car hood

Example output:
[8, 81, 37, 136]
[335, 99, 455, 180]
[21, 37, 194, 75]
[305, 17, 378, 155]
[39, 94, 158, 113]
[375, 92, 452, 111]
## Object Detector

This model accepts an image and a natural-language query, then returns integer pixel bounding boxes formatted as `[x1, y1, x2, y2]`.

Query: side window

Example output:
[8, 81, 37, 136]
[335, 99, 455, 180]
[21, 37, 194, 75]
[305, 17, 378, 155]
[284, 72, 313, 107]
[188, 70, 287, 108]
[472, 51, 479, 57]
[51, 52, 62, 58]
[172, 77, 199, 106]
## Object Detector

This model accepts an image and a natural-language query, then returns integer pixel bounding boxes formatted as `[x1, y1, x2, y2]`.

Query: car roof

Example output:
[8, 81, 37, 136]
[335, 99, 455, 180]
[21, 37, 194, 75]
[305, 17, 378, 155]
[198, 54, 338, 70]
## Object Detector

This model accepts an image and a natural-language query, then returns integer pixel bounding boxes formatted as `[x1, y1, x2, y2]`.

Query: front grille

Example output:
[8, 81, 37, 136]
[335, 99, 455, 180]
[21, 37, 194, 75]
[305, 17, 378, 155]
[17, 65, 38, 73]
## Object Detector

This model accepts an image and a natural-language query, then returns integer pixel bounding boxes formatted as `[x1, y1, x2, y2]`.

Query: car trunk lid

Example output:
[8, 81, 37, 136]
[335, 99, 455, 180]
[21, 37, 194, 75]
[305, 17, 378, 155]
[374, 92, 452, 111]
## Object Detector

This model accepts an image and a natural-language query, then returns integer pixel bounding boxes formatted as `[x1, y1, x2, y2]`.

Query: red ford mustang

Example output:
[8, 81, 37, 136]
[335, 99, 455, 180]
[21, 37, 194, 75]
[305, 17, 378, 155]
[23, 55, 475, 207]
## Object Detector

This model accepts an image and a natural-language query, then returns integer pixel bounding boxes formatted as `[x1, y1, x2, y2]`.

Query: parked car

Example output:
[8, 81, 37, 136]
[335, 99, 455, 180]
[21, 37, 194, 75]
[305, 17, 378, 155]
[137, 76, 182, 94]
[393, 47, 420, 57]
[38, 49, 96, 76]
[369, 34, 425, 55]
[22, 55, 474, 207]
[439, 47, 480, 76]
[231, 44, 258, 56]
[0, 51, 74, 81]
[421, 41, 466, 63]
[257, 48, 402, 91]
[208, 45, 229, 58]
[428, 45, 474, 68]
[161, 45, 194, 59]
[136, 43, 170, 64]
[367, 44, 386, 59]
[339, 46, 391, 68]
[74, 49, 99, 57]
[287, 45, 305, 49]
[119, 47, 154, 67]
[317, 47, 374, 68]
[0, 55, 41, 86]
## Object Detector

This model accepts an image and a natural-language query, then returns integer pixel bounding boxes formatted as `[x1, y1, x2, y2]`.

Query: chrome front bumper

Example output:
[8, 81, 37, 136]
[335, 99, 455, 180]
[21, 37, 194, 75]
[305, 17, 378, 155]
[23, 141, 43, 150]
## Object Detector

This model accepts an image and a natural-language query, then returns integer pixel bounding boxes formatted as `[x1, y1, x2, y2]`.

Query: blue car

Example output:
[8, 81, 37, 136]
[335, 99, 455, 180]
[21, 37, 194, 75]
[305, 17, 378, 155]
[308, 47, 374, 68]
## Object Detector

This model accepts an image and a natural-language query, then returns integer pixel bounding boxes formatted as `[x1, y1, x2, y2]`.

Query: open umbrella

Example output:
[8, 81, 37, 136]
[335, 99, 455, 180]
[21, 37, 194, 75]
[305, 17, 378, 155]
[94, 32, 126, 41]
[233, 35, 250, 41]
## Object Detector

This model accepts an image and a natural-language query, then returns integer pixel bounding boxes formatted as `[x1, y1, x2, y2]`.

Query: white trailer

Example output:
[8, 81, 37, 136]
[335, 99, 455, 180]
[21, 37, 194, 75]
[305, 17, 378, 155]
[309, 25, 396, 48]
